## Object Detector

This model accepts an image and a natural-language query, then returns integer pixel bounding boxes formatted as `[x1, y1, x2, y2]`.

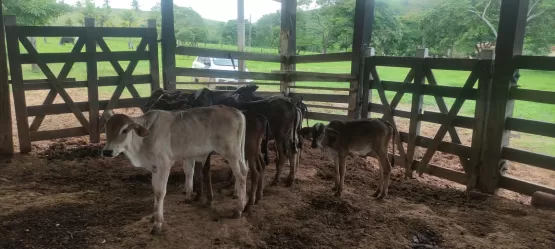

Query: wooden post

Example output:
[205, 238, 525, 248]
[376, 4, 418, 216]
[5, 16, 31, 153]
[85, 18, 100, 143]
[405, 48, 427, 178]
[480, 0, 529, 194]
[280, 0, 296, 94]
[0, 0, 14, 155]
[161, 0, 176, 90]
[467, 49, 494, 192]
[348, 0, 375, 119]
[361, 47, 375, 119]
[237, 0, 246, 82]
[148, 19, 161, 92]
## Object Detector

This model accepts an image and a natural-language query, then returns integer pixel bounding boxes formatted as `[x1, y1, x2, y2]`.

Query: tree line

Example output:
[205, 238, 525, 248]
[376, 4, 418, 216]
[2, 0, 554, 57]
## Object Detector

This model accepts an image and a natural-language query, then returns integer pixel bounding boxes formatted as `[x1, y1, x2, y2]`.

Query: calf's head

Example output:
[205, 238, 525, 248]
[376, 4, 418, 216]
[299, 123, 327, 148]
[101, 111, 150, 157]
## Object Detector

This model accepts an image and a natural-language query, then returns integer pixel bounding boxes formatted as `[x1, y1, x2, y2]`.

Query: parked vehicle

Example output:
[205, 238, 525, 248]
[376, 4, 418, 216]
[192, 56, 253, 89]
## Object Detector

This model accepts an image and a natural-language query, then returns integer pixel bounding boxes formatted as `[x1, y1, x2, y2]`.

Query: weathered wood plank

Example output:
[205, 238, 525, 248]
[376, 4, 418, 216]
[279, 0, 297, 94]
[18, 26, 86, 37]
[416, 63, 481, 175]
[19, 51, 150, 64]
[288, 85, 353, 91]
[421, 111, 475, 129]
[306, 112, 349, 122]
[369, 56, 415, 68]
[148, 20, 161, 92]
[399, 132, 472, 159]
[514, 55, 555, 71]
[480, 0, 529, 194]
[288, 92, 349, 103]
[5, 16, 31, 152]
[501, 147, 555, 172]
[85, 18, 100, 143]
[175, 81, 280, 86]
[423, 58, 479, 71]
[369, 103, 411, 118]
[509, 88, 555, 105]
[506, 117, 555, 138]
[176, 67, 283, 81]
[369, 66, 408, 169]
[406, 49, 427, 177]
[0, 10, 13, 154]
[385, 69, 415, 110]
[371, 81, 478, 100]
[468, 54, 493, 191]
[306, 104, 351, 111]
[27, 98, 148, 116]
[30, 127, 88, 142]
[175, 46, 281, 62]
[286, 71, 355, 82]
[499, 175, 555, 196]
[28, 37, 86, 132]
[292, 52, 352, 64]
[23, 76, 151, 90]
[161, 0, 177, 91]
[95, 27, 150, 37]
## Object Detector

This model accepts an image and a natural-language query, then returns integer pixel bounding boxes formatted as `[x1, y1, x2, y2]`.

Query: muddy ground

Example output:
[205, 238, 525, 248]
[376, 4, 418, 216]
[1, 137, 554, 249]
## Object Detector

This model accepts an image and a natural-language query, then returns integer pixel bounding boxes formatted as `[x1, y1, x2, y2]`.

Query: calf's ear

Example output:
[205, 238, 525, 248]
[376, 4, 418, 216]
[324, 128, 340, 146]
[130, 123, 150, 137]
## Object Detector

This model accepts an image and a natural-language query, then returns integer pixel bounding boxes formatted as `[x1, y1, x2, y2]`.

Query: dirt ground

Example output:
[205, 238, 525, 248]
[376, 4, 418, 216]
[1, 89, 554, 248]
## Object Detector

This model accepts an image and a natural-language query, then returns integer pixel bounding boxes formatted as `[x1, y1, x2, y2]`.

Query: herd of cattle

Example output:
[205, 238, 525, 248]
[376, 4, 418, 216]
[100, 85, 399, 234]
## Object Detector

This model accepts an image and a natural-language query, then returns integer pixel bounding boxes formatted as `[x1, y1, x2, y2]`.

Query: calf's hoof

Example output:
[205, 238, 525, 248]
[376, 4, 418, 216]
[332, 186, 338, 191]
[371, 190, 380, 198]
[150, 225, 162, 235]
[230, 210, 243, 219]
[376, 193, 387, 200]
[270, 180, 279, 186]
[334, 191, 342, 197]
[285, 178, 294, 187]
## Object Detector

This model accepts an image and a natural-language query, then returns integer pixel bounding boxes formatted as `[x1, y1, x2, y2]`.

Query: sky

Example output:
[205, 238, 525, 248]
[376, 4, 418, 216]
[64, 0, 282, 22]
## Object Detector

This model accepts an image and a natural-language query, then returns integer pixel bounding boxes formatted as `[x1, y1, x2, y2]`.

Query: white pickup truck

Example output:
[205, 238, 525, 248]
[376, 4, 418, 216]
[192, 56, 253, 89]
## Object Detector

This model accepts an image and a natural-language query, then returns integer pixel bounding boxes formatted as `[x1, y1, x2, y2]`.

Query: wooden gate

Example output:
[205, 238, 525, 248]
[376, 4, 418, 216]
[5, 16, 159, 153]
[363, 48, 494, 190]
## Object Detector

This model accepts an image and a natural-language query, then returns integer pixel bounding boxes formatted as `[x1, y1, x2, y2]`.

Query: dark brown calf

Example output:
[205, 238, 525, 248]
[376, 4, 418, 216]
[304, 119, 399, 199]
[193, 111, 269, 212]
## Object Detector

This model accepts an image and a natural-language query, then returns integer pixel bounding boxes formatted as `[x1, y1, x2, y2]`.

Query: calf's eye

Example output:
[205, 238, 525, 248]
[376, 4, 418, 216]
[122, 129, 128, 134]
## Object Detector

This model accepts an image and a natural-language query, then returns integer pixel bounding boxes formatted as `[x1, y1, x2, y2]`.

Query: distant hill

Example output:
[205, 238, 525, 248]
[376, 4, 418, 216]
[53, 8, 224, 29]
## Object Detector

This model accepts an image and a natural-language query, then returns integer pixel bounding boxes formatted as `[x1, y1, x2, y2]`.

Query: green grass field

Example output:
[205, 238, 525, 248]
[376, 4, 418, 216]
[15, 37, 555, 156]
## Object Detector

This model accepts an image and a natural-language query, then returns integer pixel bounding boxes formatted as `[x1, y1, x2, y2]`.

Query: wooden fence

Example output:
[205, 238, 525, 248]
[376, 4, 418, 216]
[170, 46, 356, 121]
[5, 17, 159, 153]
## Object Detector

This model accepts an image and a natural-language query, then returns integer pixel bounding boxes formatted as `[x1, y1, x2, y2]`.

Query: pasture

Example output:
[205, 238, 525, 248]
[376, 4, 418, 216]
[2, 38, 554, 248]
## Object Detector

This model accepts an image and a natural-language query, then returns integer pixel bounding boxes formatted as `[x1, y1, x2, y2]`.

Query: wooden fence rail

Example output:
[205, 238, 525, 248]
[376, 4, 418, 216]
[5, 16, 159, 153]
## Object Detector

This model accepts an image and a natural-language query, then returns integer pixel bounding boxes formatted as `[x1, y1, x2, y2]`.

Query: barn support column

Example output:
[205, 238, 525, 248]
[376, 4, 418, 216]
[480, 0, 528, 194]
[348, 0, 375, 119]
[161, 0, 176, 91]
[0, 0, 14, 155]
[237, 0, 246, 82]
[280, 0, 296, 94]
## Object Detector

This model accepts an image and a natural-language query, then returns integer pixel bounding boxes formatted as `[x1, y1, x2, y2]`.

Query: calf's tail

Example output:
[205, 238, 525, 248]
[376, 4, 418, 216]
[383, 120, 399, 168]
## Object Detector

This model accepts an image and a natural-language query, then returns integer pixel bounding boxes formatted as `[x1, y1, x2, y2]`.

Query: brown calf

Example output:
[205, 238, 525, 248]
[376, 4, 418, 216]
[302, 119, 398, 199]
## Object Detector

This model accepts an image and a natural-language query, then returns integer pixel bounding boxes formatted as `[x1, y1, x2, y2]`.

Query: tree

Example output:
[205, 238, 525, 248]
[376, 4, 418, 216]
[98, 0, 111, 27]
[421, 0, 555, 56]
[65, 17, 73, 27]
[2, 0, 70, 71]
[131, 0, 140, 13]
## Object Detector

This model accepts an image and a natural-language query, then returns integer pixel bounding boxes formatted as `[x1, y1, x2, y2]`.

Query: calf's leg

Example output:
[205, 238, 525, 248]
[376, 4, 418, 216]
[271, 141, 287, 186]
[255, 154, 266, 204]
[244, 154, 259, 213]
[375, 149, 392, 200]
[151, 163, 171, 235]
[228, 157, 248, 218]
[335, 152, 347, 197]
[183, 159, 195, 203]
[203, 156, 213, 207]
